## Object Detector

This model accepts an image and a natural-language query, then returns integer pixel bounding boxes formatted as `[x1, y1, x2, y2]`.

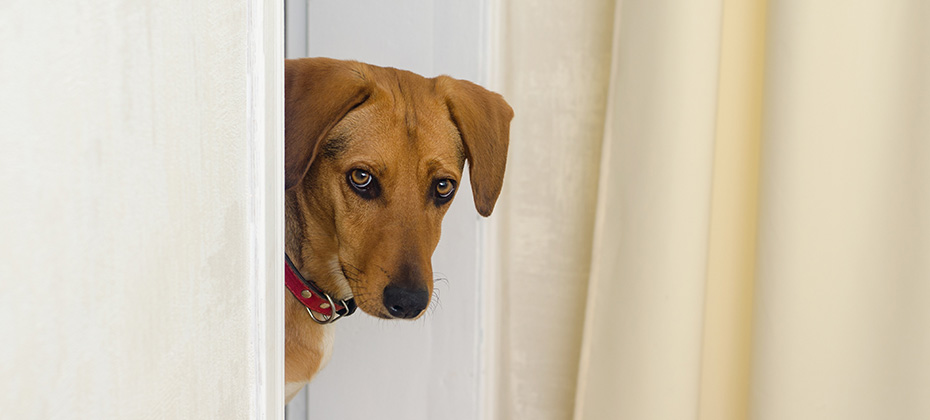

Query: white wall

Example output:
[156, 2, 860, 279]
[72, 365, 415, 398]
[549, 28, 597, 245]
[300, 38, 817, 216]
[0, 1, 282, 418]
[287, 1, 492, 419]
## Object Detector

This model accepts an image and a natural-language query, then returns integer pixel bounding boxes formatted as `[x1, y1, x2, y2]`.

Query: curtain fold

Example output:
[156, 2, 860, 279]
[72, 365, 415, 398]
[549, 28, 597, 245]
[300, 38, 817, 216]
[750, 2, 930, 419]
[497, 0, 930, 419]
[696, 1, 766, 419]
[572, 0, 723, 419]
[494, 0, 615, 418]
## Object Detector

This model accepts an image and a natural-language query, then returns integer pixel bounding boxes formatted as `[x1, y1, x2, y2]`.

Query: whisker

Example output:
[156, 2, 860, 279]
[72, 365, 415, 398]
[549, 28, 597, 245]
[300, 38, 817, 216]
[343, 261, 365, 274]
[429, 289, 443, 315]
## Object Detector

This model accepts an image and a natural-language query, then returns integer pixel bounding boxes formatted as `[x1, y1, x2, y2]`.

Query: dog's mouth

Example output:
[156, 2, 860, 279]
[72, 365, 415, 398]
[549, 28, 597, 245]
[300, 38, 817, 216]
[338, 262, 432, 320]
[286, 255, 425, 322]
[338, 262, 393, 319]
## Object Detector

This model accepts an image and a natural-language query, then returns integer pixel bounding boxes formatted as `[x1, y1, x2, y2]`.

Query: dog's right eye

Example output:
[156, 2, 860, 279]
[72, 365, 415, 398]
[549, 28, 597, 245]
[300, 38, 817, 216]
[347, 169, 380, 199]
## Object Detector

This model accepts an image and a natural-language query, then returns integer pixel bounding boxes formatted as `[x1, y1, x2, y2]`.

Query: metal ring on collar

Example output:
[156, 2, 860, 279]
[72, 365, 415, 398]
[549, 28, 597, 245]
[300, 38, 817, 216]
[306, 292, 339, 325]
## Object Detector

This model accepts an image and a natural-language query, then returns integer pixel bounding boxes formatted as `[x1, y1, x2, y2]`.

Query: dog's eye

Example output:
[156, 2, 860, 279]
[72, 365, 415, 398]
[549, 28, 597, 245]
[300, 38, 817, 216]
[435, 179, 455, 198]
[349, 169, 372, 189]
[347, 169, 380, 200]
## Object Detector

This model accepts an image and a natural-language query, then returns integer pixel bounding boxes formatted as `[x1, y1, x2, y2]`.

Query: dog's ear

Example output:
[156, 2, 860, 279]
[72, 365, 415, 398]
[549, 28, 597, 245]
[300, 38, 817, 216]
[437, 77, 514, 217]
[285, 58, 371, 190]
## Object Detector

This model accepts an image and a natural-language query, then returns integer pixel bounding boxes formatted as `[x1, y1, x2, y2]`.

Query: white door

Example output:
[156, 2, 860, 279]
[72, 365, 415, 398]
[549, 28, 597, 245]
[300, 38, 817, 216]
[0, 1, 284, 418]
[284, 1, 496, 419]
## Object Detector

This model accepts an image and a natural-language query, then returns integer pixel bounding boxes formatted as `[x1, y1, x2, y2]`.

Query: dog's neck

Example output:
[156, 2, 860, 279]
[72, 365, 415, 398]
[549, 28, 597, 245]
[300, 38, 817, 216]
[284, 188, 308, 259]
[285, 187, 353, 301]
[284, 188, 341, 398]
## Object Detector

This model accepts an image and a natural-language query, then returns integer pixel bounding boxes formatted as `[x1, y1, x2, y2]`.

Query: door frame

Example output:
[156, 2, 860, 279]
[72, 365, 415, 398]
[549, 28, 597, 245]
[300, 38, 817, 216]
[247, 0, 284, 417]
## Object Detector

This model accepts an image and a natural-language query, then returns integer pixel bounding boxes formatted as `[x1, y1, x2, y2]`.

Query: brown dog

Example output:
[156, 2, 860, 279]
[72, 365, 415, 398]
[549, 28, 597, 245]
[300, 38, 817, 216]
[283, 57, 513, 402]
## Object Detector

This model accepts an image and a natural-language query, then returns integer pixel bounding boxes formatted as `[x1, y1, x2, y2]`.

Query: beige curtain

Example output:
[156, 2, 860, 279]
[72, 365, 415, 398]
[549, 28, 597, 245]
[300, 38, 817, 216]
[495, 1, 930, 419]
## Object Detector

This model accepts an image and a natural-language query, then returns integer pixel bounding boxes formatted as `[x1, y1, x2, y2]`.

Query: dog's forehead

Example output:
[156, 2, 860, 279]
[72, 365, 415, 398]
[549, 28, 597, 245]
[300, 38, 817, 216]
[323, 77, 465, 169]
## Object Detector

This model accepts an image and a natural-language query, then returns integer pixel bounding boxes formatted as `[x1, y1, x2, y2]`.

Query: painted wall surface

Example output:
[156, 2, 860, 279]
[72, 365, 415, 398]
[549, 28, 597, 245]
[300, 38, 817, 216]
[291, 1, 490, 419]
[0, 1, 263, 418]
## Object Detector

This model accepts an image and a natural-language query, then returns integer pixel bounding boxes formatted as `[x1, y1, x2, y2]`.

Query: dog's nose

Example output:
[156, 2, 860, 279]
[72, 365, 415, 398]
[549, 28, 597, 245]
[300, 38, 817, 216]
[382, 285, 429, 319]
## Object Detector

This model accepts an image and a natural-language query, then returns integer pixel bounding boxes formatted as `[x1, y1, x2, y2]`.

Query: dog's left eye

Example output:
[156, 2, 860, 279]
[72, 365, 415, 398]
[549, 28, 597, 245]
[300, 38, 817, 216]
[435, 179, 455, 199]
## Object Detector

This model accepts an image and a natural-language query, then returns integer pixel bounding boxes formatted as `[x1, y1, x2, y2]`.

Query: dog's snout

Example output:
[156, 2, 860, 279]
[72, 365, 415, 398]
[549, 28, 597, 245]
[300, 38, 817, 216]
[382, 285, 429, 319]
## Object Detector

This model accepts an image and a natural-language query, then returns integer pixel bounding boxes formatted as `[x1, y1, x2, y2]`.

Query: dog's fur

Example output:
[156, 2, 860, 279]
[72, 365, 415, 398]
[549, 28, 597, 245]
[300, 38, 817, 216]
[283, 58, 513, 402]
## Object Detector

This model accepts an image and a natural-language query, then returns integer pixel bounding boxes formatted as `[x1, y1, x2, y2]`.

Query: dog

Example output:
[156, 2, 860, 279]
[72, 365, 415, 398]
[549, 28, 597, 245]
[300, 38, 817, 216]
[283, 57, 513, 403]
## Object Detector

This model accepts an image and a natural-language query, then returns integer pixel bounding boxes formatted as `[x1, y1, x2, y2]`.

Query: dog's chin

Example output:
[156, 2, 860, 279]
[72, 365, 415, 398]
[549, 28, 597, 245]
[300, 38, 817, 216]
[337, 261, 392, 319]
[370, 309, 425, 320]
[353, 300, 392, 319]
[352, 296, 427, 320]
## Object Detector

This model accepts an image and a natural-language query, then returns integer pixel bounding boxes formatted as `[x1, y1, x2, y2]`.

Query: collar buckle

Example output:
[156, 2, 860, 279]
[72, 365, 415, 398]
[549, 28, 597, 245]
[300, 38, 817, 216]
[305, 292, 357, 325]
[285, 254, 357, 325]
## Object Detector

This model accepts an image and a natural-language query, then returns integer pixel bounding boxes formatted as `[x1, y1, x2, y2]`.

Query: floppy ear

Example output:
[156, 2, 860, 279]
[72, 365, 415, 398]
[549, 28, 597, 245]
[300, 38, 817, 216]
[285, 58, 371, 190]
[437, 77, 514, 217]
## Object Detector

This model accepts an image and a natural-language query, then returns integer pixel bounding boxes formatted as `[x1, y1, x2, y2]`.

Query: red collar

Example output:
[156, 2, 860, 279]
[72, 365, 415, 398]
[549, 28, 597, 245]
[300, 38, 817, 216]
[285, 254, 357, 324]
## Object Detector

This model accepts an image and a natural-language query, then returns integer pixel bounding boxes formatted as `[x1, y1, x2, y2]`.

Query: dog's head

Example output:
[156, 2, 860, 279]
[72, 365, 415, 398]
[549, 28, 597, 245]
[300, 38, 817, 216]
[284, 58, 512, 320]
